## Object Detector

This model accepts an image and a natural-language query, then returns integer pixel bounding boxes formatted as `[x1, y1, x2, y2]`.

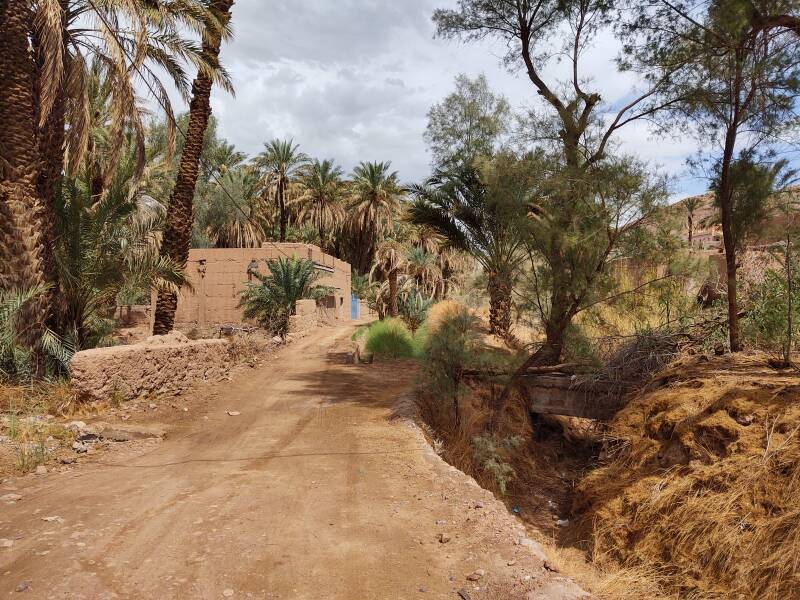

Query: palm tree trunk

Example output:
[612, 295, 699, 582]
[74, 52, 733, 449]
[389, 269, 399, 318]
[279, 180, 287, 242]
[487, 274, 511, 336]
[153, 0, 234, 335]
[32, 0, 67, 302]
[0, 0, 52, 364]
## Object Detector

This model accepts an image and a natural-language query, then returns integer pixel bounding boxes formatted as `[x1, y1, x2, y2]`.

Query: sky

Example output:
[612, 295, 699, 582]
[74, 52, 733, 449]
[174, 0, 710, 199]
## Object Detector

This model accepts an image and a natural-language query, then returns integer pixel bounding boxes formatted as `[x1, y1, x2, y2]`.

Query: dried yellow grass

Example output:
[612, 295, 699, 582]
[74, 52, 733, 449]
[426, 300, 470, 335]
[574, 352, 800, 598]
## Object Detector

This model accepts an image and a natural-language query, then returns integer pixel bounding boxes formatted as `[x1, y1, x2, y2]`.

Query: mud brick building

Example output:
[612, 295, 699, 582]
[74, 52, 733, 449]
[166, 243, 353, 329]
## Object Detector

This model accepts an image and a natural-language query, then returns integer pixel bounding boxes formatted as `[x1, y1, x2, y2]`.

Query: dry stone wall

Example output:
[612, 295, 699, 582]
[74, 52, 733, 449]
[70, 332, 235, 403]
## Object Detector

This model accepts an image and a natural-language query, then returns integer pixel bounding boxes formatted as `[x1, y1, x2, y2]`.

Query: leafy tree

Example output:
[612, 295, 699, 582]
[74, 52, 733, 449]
[425, 74, 510, 170]
[240, 257, 332, 337]
[621, 0, 800, 350]
[253, 139, 309, 243]
[432, 0, 681, 379]
[154, 0, 235, 335]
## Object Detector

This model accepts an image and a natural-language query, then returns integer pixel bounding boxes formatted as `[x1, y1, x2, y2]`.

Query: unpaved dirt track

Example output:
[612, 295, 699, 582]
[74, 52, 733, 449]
[0, 326, 584, 599]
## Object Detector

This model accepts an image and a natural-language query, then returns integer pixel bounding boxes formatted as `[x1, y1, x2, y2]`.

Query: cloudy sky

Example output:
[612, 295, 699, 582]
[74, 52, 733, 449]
[183, 0, 708, 198]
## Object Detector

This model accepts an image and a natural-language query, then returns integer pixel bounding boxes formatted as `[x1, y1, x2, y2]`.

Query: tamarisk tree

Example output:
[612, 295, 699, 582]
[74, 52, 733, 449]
[433, 0, 682, 415]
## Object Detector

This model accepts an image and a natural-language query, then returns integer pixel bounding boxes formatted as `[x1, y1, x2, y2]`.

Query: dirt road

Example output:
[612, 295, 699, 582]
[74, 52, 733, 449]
[0, 326, 584, 599]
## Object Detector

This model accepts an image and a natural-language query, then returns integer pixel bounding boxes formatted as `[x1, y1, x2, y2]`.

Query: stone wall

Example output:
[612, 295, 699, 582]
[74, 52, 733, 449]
[70, 333, 235, 403]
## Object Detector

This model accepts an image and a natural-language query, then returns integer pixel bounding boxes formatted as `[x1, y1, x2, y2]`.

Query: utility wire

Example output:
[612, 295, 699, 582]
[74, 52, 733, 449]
[85, 0, 295, 261]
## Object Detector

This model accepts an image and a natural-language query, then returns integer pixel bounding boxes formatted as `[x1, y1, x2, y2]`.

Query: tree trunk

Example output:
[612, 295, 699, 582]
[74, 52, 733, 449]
[32, 0, 67, 304]
[278, 179, 287, 242]
[153, 0, 234, 335]
[719, 124, 741, 352]
[388, 269, 399, 318]
[688, 213, 694, 247]
[487, 274, 512, 336]
[0, 0, 51, 364]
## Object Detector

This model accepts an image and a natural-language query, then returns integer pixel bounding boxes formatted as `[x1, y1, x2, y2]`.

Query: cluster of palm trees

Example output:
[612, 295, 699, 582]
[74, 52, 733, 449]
[1, 0, 234, 371]
[187, 132, 472, 319]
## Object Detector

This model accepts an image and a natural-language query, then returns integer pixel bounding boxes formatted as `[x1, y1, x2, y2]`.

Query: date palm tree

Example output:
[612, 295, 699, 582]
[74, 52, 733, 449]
[684, 195, 701, 248]
[370, 240, 408, 318]
[297, 158, 344, 250]
[408, 165, 526, 336]
[0, 0, 51, 364]
[254, 139, 309, 243]
[153, 0, 235, 335]
[405, 246, 442, 299]
[348, 161, 404, 274]
[203, 167, 269, 248]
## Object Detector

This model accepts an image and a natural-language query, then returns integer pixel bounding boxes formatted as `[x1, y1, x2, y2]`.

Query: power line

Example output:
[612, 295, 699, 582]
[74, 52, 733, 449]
[85, 0, 294, 261]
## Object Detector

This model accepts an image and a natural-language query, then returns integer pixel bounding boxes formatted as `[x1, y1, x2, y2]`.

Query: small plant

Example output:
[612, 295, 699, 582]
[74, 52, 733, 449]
[240, 256, 333, 337]
[15, 437, 48, 474]
[399, 289, 433, 334]
[472, 434, 524, 495]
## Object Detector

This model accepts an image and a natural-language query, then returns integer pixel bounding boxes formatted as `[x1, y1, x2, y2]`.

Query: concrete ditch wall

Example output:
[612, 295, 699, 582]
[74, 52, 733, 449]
[70, 333, 234, 403]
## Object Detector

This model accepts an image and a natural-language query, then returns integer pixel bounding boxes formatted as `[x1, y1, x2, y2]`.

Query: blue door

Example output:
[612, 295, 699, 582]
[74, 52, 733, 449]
[351, 295, 359, 320]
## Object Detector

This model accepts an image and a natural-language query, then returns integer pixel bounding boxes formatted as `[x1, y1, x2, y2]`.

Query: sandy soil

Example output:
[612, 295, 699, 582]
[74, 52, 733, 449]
[0, 325, 585, 600]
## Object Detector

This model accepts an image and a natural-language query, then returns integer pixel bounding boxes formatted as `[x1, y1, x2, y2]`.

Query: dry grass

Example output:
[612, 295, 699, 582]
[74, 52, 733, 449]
[573, 352, 800, 598]
[426, 300, 471, 334]
[0, 380, 80, 475]
[416, 379, 669, 599]
[0, 379, 78, 416]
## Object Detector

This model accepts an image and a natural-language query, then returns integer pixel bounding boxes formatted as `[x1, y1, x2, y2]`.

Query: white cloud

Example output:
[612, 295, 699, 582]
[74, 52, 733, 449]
[157, 0, 709, 197]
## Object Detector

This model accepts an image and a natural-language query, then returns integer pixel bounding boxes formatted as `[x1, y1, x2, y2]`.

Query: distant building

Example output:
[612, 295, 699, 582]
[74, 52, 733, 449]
[669, 186, 800, 251]
[159, 243, 353, 330]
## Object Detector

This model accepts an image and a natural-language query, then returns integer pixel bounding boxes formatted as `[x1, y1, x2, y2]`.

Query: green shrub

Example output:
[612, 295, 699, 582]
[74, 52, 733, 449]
[365, 318, 416, 359]
[472, 434, 524, 495]
[744, 268, 800, 353]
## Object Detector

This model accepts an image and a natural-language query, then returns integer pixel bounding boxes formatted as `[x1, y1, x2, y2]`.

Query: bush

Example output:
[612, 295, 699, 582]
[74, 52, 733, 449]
[425, 300, 467, 334]
[365, 318, 417, 359]
[418, 307, 488, 427]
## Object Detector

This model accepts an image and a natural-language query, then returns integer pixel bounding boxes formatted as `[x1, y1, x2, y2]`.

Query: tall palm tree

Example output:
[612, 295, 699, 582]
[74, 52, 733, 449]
[153, 0, 234, 335]
[0, 0, 52, 363]
[348, 161, 404, 274]
[254, 139, 309, 243]
[408, 165, 526, 336]
[37, 0, 226, 187]
[203, 167, 268, 248]
[405, 246, 442, 299]
[684, 195, 701, 248]
[296, 159, 344, 250]
[370, 240, 408, 318]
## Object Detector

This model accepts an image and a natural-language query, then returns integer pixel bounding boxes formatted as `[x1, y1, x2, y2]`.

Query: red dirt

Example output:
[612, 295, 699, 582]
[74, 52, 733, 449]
[0, 325, 584, 599]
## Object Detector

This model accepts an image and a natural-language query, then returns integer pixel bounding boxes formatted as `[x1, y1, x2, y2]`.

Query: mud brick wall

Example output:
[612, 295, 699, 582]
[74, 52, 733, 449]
[162, 243, 352, 329]
[70, 333, 234, 403]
